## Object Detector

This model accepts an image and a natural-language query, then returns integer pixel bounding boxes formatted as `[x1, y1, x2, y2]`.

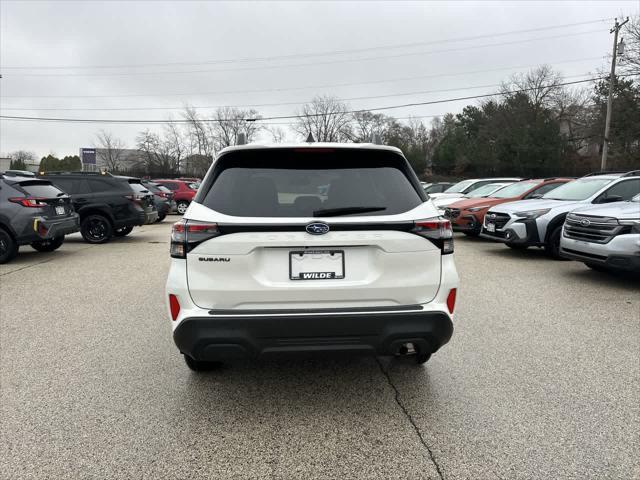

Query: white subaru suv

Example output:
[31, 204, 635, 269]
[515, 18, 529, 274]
[166, 143, 459, 370]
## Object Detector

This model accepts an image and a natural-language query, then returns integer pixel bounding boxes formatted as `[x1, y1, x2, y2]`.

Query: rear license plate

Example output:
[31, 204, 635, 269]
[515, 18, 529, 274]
[290, 250, 344, 280]
[55, 206, 65, 215]
[486, 223, 496, 232]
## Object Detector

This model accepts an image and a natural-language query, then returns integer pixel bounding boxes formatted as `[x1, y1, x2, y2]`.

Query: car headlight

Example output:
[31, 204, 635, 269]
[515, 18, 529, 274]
[513, 208, 551, 219]
[619, 219, 640, 233]
[467, 205, 490, 212]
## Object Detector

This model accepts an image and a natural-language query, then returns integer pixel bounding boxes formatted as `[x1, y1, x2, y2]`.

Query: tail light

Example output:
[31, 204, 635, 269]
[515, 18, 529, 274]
[446, 288, 457, 314]
[9, 197, 49, 208]
[412, 218, 454, 254]
[156, 192, 168, 198]
[170, 219, 220, 259]
[168, 294, 181, 321]
[126, 193, 147, 205]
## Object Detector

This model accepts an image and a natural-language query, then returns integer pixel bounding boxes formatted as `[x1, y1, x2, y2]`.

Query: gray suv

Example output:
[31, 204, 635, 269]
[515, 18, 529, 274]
[481, 171, 640, 258]
[560, 194, 640, 273]
[0, 173, 80, 264]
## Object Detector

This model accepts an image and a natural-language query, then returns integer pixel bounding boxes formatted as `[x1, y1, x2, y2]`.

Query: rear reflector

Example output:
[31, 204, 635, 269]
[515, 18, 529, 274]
[169, 294, 180, 321]
[446, 288, 457, 314]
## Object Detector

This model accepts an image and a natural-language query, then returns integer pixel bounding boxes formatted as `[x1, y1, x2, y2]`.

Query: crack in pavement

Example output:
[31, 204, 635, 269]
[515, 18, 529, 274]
[375, 357, 445, 480]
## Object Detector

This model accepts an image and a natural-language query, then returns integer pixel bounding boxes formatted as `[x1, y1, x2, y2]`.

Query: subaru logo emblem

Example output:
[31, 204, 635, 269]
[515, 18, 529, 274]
[580, 218, 591, 227]
[489, 213, 496, 219]
[306, 222, 330, 235]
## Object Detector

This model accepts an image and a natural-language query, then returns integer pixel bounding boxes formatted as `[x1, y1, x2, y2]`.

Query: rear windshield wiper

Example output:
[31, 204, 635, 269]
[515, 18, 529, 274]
[313, 206, 386, 217]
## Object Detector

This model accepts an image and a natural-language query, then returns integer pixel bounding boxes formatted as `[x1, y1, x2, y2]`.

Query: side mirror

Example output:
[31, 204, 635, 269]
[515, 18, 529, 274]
[597, 195, 623, 204]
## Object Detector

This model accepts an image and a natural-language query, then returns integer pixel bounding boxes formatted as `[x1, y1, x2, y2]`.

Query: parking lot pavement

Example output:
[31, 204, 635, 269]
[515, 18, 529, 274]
[1, 222, 638, 480]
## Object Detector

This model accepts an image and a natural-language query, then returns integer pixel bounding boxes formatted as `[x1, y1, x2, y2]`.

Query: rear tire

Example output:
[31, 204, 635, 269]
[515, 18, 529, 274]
[544, 226, 565, 260]
[81, 214, 113, 244]
[113, 225, 134, 237]
[183, 355, 221, 372]
[176, 201, 190, 215]
[31, 236, 64, 252]
[463, 228, 481, 238]
[156, 213, 167, 223]
[0, 228, 18, 264]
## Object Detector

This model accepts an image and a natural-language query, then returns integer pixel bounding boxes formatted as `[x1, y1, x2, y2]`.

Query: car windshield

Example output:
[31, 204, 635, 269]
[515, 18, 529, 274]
[542, 178, 613, 201]
[466, 183, 504, 198]
[492, 181, 540, 199]
[444, 179, 476, 193]
[200, 149, 422, 217]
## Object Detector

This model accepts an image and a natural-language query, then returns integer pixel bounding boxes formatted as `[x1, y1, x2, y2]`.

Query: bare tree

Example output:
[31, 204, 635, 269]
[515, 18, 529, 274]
[8, 150, 36, 163]
[267, 125, 288, 143]
[293, 95, 353, 142]
[182, 106, 213, 157]
[163, 121, 187, 172]
[210, 107, 262, 151]
[95, 130, 126, 171]
[620, 15, 640, 76]
[136, 129, 180, 175]
[501, 65, 564, 112]
[351, 111, 391, 142]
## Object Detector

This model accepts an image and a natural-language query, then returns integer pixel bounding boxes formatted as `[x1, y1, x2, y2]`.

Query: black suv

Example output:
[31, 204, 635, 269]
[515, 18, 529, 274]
[40, 172, 158, 244]
[0, 172, 80, 264]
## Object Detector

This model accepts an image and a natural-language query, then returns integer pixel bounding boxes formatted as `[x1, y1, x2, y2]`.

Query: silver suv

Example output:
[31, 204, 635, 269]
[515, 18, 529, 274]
[560, 194, 640, 273]
[481, 171, 640, 258]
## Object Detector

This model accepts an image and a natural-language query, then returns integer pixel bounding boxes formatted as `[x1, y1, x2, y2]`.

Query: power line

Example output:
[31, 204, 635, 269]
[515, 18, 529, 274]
[0, 56, 605, 99]
[1, 18, 611, 71]
[0, 75, 619, 125]
[0, 72, 604, 112]
[0, 29, 603, 78]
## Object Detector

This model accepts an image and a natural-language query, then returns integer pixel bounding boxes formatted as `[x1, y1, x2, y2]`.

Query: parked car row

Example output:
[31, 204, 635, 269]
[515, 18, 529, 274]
[0, 171, 195, 264]
[432, 171, 640, 273]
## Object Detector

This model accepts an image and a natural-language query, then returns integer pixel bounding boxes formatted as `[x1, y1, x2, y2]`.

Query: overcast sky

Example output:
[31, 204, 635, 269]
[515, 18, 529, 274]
[1, 0, 637, 159]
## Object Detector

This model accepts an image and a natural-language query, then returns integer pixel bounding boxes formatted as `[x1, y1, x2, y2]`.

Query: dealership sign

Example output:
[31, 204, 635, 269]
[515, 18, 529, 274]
[80, 148, 96, 165]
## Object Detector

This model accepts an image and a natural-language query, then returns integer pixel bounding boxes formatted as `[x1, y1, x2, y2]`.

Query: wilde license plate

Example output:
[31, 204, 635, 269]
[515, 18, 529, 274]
[55, 206, 65, 215]
[486, 223, 496, 233]
[290, 250, 345, 280]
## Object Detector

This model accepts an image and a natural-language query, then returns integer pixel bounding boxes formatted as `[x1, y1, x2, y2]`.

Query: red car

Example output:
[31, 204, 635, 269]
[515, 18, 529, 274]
[445, 178, 573, 236]
[152, 179, 198, 215]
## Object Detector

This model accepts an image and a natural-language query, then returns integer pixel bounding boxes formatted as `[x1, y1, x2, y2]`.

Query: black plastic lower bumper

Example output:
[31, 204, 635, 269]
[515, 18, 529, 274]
[561, 247, 640, 272]
[17, 214, 80, 245]
[453, 214, 481, 233]
[173, 309, 454, 361]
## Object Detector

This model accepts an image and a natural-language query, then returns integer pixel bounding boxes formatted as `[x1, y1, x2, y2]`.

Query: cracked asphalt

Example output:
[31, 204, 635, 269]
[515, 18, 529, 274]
[1, 221, 638, 479]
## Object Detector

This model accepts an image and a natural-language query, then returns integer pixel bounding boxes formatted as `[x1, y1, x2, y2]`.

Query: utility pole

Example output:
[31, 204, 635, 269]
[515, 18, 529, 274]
[601, 17, 629, 171]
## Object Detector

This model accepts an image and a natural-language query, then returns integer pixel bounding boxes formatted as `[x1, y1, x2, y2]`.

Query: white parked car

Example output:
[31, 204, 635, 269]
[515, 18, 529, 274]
[166, 142, 459, 370]
[432, 182, 515, 213]
[561, 193, 640, 273]
[428, 177, 520, 201]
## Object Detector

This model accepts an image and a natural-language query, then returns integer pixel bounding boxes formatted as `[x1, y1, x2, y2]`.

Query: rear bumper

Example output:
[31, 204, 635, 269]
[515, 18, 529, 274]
[17, 214, 80, 245]
[173, 308, 453, 361]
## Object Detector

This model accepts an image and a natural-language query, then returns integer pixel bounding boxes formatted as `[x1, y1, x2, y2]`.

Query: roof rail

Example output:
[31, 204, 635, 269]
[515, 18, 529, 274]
[621, 170, 640, 177]
[39, 170, 112, 176]
[542, 176, 576, 181]
[582, 171, 627, 177]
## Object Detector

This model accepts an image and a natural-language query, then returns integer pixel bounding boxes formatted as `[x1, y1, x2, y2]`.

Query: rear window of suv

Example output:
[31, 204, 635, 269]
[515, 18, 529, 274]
[15, 181, 66, 198]
[199, 148, 423, 217]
